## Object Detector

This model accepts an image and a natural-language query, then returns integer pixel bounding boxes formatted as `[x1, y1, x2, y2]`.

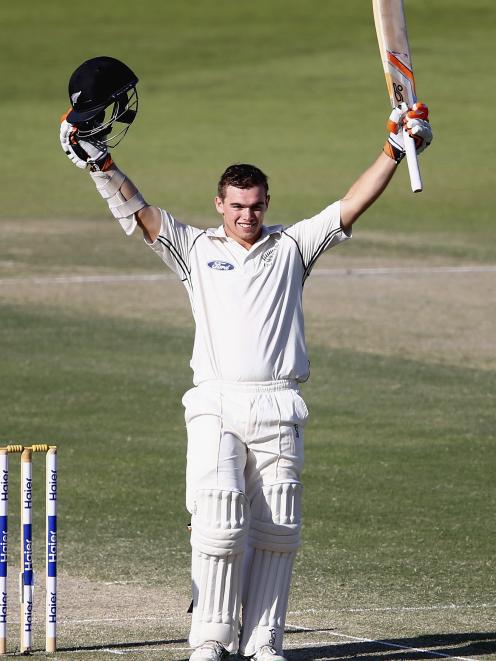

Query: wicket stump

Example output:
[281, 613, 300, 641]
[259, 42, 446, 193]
[0, 444, 58, 654]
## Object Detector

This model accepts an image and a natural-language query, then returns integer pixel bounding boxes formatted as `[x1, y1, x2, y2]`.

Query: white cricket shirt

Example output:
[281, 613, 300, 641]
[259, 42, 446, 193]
[147, 202, 350, 384]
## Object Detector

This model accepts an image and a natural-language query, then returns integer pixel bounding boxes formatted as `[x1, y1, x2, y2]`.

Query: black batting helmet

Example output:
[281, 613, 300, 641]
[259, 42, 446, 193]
[67, 56, 139, 147]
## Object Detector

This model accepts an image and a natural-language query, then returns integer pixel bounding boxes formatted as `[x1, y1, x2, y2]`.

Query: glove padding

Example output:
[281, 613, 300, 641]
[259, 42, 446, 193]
[60, 112, 109, 170]
[384, 102, 432, 163]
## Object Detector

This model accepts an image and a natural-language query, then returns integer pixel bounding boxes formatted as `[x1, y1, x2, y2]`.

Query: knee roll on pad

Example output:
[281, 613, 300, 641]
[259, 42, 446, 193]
[189, 489, 249, 653]
[248, 481, 302, 551]
[240, 482, 302, 657]
[191, 488, 249, 555]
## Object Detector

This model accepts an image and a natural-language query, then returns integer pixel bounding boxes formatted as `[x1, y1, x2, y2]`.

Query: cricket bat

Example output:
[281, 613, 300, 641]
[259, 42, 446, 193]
[372, 0, 422, 192]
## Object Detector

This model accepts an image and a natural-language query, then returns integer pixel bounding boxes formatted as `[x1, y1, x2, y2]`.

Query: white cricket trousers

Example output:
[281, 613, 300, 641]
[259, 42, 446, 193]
[183, 380, 308, 655]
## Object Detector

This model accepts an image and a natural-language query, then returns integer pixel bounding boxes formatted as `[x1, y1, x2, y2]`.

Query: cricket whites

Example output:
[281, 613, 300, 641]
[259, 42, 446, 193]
[372, 0, 423, 192]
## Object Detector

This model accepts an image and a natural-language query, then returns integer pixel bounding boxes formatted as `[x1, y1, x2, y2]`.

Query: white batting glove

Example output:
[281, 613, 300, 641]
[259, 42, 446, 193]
[60, 113, 109, 170]
[383, 102, 432, 163]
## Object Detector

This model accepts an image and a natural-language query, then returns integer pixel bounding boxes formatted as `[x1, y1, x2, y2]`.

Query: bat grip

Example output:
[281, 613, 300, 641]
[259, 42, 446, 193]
[403, 127, 422, 193]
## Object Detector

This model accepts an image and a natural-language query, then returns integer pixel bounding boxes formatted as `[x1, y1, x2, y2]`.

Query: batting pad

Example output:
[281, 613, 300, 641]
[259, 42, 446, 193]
[189, 489, 249, 653]
[239, 482, 302, 656]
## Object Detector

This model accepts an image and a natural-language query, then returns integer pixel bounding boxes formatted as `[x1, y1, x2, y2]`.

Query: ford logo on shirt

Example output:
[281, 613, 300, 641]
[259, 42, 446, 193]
[208, 261, 235, 271]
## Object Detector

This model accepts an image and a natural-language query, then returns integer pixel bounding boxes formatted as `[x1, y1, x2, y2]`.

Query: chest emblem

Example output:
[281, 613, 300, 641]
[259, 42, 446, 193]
[208, 260, 235, 271]
[261, 246, 277, 265]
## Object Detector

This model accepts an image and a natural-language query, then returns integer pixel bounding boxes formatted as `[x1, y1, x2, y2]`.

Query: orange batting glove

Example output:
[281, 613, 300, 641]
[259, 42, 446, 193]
[384, 102, 432, 163]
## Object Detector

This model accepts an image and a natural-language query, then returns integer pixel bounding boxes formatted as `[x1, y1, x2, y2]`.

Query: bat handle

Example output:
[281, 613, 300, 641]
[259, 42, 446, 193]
[403, 127, 422, 193]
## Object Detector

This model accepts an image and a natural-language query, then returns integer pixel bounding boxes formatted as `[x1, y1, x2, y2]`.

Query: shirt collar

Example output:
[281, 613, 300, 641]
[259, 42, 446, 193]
[206, 224, 283, 240]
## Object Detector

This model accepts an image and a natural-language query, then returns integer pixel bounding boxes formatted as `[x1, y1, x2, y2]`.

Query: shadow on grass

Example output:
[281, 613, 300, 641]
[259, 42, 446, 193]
[58, 636, 187, 653]
[285, 629, 496, 660]
[54, 630, 496, 659]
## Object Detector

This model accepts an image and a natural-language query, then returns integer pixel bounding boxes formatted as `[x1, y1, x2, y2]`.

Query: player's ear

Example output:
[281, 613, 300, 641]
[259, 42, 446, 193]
[265, 194, 270, 208]
[214, 196, 224, 215]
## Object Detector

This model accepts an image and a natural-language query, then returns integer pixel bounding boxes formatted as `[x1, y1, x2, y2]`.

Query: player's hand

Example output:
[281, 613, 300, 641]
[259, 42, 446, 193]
[383, 102, 433, 163]
[59, 110, 110, 170]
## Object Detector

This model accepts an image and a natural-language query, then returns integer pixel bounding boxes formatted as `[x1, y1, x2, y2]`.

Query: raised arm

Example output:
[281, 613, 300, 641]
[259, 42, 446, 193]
[340, 102, 432, 232]
[59, 116, 162, 243]
[340, 152, 396, 232]
[96, 160, 162, 243]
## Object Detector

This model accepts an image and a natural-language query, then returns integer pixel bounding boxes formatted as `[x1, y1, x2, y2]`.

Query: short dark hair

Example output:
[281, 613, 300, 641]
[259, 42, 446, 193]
[217, 163, 269, 200]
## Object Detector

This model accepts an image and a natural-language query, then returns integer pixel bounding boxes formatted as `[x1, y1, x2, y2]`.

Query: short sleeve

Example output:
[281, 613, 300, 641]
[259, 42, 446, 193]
[284, 201, 351, 281]
[146, 208, 204, 283]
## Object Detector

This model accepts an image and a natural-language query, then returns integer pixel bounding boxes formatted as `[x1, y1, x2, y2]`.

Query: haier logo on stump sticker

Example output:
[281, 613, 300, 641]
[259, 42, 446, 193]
[208, 261, 235, 271]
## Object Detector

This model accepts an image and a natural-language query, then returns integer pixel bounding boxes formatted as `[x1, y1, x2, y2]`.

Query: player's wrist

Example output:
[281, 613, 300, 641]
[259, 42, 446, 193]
[89, 154, 113, 172]
[89, 164, 145, 236]
[383, 140, 404, 164]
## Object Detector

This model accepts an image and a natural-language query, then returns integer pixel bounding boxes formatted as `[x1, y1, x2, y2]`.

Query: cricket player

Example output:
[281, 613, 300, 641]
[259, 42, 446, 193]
[60, 57, 432, 661]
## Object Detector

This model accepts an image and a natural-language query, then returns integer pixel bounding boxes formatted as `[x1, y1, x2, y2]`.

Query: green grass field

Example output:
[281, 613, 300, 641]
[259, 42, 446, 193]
[1, 0, 495, 659]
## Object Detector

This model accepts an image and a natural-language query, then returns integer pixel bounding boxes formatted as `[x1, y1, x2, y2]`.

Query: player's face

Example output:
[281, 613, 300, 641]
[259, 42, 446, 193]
[215, 185, 270, 249]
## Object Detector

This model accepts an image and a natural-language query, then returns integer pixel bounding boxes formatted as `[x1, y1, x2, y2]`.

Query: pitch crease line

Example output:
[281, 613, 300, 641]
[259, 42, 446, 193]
[289, 602, 496, 615]
[0, 273, 176, 285]
[1, 265, 495, 286]
[58, 602, 496, 625]
[59, 615, 178, 624]
[64, 646, 192, 655]
[313, 630, 477, 661]
[312, 265, 496, 276]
